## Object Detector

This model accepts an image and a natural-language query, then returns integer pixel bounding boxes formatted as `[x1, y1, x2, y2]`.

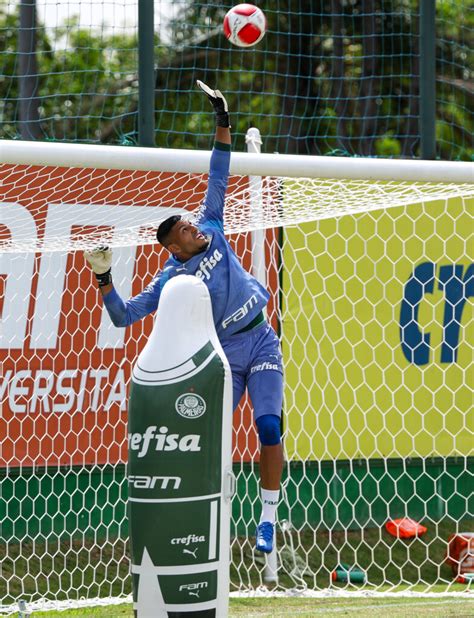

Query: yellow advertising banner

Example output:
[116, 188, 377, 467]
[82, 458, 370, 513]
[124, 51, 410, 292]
[282, 195, 473, 461]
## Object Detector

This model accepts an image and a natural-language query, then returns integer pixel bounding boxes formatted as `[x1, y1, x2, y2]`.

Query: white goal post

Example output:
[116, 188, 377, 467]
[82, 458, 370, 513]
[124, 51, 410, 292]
[0, 136, 473, 613]
[2, 138, 473, 254]
[4, 136, 474, 179]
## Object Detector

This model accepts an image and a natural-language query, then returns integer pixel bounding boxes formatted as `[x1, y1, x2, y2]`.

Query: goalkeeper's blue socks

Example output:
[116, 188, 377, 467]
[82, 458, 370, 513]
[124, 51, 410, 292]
[256, 489, 279, 553]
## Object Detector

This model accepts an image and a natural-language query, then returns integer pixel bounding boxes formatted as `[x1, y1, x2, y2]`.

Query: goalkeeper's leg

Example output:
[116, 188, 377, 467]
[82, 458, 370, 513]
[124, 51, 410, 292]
[249, 370, 284, 553]
[224, 323, 283, 553]
[230, 359, 283, 497]
[245, 322, 284, 553]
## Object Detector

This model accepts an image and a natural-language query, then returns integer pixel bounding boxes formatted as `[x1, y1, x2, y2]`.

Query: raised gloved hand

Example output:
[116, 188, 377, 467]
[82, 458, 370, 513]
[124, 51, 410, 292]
[197, 80, 230, 128]
[84, 246, 113, 287]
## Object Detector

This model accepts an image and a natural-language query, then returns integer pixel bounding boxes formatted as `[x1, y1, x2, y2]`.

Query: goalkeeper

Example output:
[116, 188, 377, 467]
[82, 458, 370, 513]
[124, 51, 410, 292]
[85, 81, 283, 553]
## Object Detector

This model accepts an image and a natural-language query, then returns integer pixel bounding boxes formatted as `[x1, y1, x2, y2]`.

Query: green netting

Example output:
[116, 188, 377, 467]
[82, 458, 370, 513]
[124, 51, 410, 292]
[436, 0, 474, 160]
[0, 0, 472, 159]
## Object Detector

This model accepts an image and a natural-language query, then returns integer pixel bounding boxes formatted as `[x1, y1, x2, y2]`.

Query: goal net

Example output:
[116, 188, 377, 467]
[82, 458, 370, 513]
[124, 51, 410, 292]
[1, 138, 473, 612]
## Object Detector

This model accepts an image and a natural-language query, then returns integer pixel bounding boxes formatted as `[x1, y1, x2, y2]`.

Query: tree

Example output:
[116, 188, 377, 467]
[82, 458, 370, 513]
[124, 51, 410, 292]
[0, 0, 472, 159]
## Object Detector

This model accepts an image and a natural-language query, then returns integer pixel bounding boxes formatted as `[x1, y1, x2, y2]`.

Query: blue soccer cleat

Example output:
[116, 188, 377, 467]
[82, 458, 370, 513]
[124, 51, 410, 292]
[255, 521, 275, 553]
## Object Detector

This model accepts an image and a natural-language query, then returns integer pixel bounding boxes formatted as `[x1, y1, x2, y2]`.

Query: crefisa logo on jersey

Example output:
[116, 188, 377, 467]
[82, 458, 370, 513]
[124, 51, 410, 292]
[171, 533, 206, 546]
[175, 393, 206, 419]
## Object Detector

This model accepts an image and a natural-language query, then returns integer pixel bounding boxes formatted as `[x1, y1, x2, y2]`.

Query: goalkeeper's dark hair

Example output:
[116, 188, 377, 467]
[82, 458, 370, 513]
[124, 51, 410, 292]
[156, 215, 181, 245]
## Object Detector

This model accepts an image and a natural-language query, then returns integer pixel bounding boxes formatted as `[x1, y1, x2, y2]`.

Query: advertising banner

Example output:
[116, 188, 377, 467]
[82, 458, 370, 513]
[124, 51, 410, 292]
[282, 195, 473, 461]
[1, 163, 279, 467]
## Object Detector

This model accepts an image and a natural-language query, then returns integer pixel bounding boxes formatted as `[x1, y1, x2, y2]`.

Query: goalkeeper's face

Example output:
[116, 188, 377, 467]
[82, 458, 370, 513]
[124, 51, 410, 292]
[166, 220, 209, 260]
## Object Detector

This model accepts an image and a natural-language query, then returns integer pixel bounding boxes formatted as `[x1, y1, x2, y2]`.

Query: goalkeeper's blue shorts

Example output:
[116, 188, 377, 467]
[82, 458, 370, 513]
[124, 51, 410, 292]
[222, 321, 283, 420]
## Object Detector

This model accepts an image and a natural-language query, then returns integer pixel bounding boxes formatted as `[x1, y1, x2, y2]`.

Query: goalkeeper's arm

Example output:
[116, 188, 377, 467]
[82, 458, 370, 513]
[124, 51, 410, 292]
[194, 80, 231, 227]
[84, 247, 161, 326]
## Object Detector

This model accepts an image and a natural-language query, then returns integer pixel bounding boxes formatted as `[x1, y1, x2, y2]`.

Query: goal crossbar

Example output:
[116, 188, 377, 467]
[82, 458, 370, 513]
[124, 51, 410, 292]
[2, 139, 473, 183]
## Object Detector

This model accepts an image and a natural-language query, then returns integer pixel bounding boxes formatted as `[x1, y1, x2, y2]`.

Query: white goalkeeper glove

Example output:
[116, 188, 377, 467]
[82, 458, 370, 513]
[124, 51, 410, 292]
[196, 80, 230, 128]
[84, 246, 113, 287]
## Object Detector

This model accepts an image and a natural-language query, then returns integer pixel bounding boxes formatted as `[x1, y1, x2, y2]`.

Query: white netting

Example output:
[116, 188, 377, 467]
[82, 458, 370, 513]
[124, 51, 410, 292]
[0, 146, 473, 612]
[1, 162, 473, 253]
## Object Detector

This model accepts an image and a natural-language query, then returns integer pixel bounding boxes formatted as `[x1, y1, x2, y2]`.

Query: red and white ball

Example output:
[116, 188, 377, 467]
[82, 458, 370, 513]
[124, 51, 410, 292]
[223, 4, 267, 48]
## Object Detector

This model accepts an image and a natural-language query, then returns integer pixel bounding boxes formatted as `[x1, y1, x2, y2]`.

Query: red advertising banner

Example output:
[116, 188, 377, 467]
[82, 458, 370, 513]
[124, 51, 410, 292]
[0, 163, 280, 468]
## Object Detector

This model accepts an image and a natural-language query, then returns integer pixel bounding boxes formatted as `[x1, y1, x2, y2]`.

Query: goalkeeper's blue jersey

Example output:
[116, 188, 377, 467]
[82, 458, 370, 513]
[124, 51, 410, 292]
[103, 142, 270, 341]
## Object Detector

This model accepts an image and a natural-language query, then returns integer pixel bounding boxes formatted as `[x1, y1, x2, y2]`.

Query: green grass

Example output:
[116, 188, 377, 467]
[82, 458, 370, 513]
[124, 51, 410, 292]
[4, 596, 474, 618]
[230, 520, 471, 590]
[1, 537, 129, 605]
[2, 520, 472, 610]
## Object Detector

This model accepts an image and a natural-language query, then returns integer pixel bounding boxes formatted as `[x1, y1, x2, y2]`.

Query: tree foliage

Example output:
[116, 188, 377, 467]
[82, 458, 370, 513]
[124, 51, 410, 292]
[0, 0, 472, 159]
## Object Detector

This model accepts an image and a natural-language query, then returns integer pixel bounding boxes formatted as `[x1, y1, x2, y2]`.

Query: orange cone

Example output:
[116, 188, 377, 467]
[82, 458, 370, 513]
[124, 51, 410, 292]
[385, 517, 427, 539]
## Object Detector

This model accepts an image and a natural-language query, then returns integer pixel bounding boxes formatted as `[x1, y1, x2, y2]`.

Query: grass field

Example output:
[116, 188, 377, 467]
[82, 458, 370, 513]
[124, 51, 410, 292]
[2, 520, 473, 618]
[3, 520, 472, 606]
[4, 595, 474, 618]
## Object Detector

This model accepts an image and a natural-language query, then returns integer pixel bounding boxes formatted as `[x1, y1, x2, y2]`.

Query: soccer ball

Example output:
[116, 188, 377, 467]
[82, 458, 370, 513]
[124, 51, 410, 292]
[223, 4, 267, 48]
